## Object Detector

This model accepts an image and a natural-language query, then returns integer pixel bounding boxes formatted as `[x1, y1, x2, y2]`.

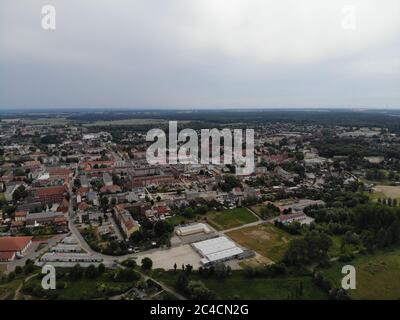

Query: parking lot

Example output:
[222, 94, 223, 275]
[137, 244, 202, 270]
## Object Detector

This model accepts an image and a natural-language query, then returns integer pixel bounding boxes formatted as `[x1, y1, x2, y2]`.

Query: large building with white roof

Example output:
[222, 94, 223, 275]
[192, 236, 245, 266]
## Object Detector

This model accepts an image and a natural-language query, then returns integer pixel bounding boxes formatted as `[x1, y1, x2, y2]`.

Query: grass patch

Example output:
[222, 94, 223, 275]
[168, 208, 257, 230]
[205, 208, 258, 230]
[328, 235, 363, 258]
[22, 272, 137, 300]
[249, 205, 264, 218]
[227, 223, 297, 262]
[0, 268, 39, 300]
[322, 248, 400, 300]
[152, 269, 327, 300]
[0, 278, 21, 300]
[166, 215, 188, 227]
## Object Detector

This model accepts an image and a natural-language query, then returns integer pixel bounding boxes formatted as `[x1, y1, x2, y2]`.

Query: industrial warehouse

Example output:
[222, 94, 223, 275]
[192, 236, 253, 266]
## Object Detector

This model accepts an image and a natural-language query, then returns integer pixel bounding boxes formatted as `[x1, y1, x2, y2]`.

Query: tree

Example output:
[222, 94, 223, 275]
[97, 263, 106, 274]
[185, 264, 193, 275]
[376, 228, 388, 248]
[8, 272, 16, 281]
[214, 263, 230, 278]
[12, 185, 29, 202]
[329, 288, 351, 300]
[186, 280, 216, 300]
[284, 231, 332, 266]
[284, 238, 309, 266]
[175, 272, 188, 291]
[141, 257, 153, 270]
[69, 264, 83, 280]
[23, 262, 35, 275]
[183, 207, 194, 218]
[122, 259, 137, 268]
[14, 266, 23, 274]
[295, 152, 304, 161]
[100, 196, 109, 212]
[114, 268, 140, 282]
[154, 220, 172, 237]
[85, 264, 98, 279]
[220, 175, 241, 192]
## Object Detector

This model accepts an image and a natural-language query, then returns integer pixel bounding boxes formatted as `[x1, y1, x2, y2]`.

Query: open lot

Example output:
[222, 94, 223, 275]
[322, 248, 400, 300]
[226, 223, 297, 262]
[137, 245, 202, 270]
[372, 185, 400, 199]
[238, 253, 273, 268]
[205, 208, 258, 231]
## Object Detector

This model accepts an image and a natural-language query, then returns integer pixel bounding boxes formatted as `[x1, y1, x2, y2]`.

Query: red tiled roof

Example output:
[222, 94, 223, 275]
[100, 185, 121, 193]
[0, 251, 15, 261]
[24, 160, 41, 167]
[0, 236, 33, 252]
[54, 217, 67, 224]
[49, 167, 70, 176]
[76, 187, 90, 195]
[278, 212, 306, 222]
[35, 186, 66, 197]
[15, 211, 27, 217]
[78, 202, 90, 211]
[154, 206, 170, 214]
[58, 198, 69, 212]
[81, 160, 114, 166]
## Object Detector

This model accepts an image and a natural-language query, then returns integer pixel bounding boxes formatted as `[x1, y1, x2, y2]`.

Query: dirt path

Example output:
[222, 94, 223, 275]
[13, 273, 38, 300]
[222, 219, 265, 234]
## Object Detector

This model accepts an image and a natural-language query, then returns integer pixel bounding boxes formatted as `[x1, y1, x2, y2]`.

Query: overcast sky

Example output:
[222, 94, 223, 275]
[0, 0, 399, 109]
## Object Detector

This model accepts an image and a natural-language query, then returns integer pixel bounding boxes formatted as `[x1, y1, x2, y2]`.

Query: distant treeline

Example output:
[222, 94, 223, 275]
[61, 109, 400, 128]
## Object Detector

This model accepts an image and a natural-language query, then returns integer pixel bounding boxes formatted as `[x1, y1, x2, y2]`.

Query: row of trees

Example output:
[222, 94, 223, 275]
[175, 272, 216, 300]
[283, 231, 332, 266]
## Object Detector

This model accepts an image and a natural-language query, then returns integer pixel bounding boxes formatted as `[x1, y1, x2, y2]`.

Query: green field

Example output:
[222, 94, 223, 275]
[249, 205, 264, 218]
[328, 235, 364, 258]
[322, 248, 400, 300]
[0, 270, 39, 300]
[83, 119, 167, 127]
[22, 273, 135, 300]
[205, 208, 258, 230]
[0, 279, 21, 300]
[168, 208, 258, 230]
[22, 118, 70, 125]
[153, 270, 327, 300]
[227, 223, 296, 262]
